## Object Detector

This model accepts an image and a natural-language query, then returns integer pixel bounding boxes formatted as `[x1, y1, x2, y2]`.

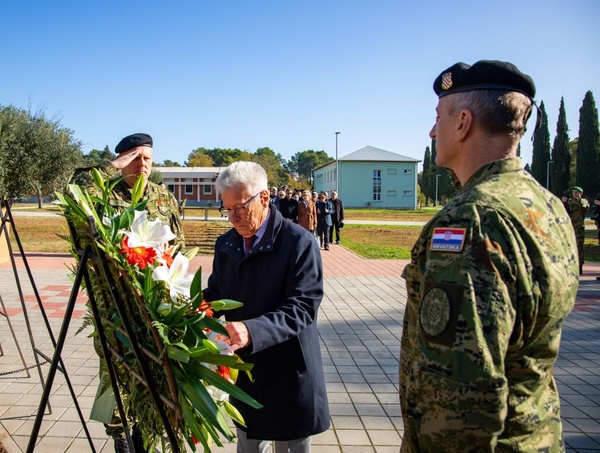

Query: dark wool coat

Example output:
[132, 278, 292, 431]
[203, 204, 330, 440]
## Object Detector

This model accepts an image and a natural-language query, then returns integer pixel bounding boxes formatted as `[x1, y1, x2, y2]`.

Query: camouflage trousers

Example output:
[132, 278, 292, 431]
[574, 225, 585, 267]
[93, 337, 128, 439]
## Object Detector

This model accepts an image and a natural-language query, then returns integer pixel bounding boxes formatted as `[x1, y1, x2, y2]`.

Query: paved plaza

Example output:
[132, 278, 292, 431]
[0, 245, 599, 452]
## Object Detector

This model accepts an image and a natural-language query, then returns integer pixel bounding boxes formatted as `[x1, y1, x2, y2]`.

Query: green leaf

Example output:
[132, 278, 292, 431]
[180, 380, 221, 429]
[201, 339, 221, 355]
[179, 394, 209, 450]
[210, 299, 243, 311]
[197, 365, 262, 409]
[193, 354, 254, 372]
[91, 167, 105, 190]
[166, 345, 190, 363]
[190, 267, 203, 310]
[184, 246, 199, 261]
[223, 400, 246, 427]
[131, 174, 145, 205]
[201, 316, 228, 336]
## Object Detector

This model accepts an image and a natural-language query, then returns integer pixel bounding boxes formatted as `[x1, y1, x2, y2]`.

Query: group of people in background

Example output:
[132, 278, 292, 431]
[269, 185, 344, 251]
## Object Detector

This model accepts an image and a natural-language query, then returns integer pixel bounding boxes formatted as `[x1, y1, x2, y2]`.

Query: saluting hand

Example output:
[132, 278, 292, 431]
[112, 148, 141, 170]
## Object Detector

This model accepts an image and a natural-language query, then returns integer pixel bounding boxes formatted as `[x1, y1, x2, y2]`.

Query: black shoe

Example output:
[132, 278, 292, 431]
[596, 276, 600, 281]
[114, 438, 130, 453]
[132, 427, 148, 453]
[324, 246, 329, 251]
[335, 241, 340, 244]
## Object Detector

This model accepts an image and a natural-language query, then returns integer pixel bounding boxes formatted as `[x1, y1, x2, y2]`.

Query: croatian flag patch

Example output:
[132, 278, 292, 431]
[430, 228, 466, 252]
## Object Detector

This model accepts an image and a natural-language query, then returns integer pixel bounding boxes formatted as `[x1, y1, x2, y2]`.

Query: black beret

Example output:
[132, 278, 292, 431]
[115, 133, 153, 154]
[433, 60, 535, 99]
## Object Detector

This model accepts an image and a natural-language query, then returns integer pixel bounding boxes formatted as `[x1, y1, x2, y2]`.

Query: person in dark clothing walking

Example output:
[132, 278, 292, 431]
[315, 192, 333, 250]
[329, 190, 344, 244]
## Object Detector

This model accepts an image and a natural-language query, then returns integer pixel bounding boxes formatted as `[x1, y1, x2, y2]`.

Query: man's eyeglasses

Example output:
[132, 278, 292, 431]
[220, 192, 261, 216]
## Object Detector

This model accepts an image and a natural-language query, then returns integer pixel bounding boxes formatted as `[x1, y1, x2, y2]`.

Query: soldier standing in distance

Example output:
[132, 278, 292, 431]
[399, 61, 578, 452]
[562, 186, 589, 274]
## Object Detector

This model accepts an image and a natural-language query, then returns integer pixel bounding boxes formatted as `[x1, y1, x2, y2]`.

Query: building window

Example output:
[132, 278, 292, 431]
[403, 169, 413, 175]
[185, 185, 193, 194]
[373, 169, 381, 201]
[387, 190, 397, 197]
[403, 190, 413, 196]
[387, 168, 397, 175]
[203, 185, 212, 194]
[167, 184, 174, 193]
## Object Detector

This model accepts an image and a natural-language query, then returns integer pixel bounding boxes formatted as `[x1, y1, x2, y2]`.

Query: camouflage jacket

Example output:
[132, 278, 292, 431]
[69, 164, 184, 247]
[400, 157, 578, 452]
[565, 197, 589, 230]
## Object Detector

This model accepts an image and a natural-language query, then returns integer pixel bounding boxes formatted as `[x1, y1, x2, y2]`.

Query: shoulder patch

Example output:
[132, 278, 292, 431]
[430, 228, 466, 252]
[419, 287, 451, 337]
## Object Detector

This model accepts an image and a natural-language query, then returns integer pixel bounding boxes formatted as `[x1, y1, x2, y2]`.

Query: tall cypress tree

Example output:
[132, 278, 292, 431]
[551, 97, 571, 196]
[422, 146, 432, 205]
[575, 91, 600, 199]
[531, 101, 551, 187]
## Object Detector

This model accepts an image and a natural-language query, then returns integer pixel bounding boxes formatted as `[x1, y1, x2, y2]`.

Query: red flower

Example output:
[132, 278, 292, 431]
[217, 366, 231, 381]
[161, 251, 174, 268]
[119, 236, 157, 269]
[197, 300, 214, 318]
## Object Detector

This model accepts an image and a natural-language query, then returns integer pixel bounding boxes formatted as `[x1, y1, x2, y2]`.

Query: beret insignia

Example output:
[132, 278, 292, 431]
[441, 72, 453, 90]
[420, 287, 451, 337]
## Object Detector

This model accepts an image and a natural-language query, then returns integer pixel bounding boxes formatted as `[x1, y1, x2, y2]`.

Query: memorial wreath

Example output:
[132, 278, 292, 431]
[56, 170, 261, 452]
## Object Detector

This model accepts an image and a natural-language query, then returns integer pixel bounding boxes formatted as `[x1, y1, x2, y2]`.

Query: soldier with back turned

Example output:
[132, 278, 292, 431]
[399, 60, 578, 452]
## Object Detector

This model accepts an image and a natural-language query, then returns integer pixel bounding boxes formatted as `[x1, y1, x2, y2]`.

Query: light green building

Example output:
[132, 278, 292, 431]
[313, 146, 420, 209]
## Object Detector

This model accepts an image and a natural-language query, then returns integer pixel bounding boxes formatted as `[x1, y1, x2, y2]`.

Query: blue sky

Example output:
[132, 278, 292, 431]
[1, 1, 598, 169]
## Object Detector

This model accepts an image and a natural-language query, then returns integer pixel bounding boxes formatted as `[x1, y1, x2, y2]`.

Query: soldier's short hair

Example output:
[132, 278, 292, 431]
[447, 90, 534, 138]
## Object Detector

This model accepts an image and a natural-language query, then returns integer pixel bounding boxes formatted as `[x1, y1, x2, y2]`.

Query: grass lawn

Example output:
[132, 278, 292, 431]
[6, 205, 600, 261]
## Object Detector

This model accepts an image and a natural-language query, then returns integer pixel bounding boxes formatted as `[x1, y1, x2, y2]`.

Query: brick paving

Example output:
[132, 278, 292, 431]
[0, 247, 599, 452]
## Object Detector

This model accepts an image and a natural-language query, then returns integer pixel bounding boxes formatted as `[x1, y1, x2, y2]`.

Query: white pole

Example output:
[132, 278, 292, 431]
[335, 132, 340, 193]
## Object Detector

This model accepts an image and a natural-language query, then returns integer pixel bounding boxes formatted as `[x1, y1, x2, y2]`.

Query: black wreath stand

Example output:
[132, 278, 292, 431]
[0, 198, 94, 451]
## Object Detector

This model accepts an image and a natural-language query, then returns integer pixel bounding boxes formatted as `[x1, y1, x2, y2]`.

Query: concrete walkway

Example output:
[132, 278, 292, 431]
[0, 246, 599, 452]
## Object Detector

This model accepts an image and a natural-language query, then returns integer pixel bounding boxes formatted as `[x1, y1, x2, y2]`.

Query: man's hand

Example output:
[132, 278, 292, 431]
[223, 321, 251, 351]
[111, 148, 141, 170]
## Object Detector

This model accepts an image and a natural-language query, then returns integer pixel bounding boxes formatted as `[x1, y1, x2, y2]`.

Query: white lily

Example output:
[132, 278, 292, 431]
[121, 210, 176, 250]
[206, 385, 230, 402]
[151, 252, 194, 302]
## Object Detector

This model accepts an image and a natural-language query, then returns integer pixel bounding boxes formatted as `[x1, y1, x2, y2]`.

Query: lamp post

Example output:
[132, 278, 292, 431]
[335, 132, 340, 193]
[546, 160, 554, 190]
[435, 174, 441, 206]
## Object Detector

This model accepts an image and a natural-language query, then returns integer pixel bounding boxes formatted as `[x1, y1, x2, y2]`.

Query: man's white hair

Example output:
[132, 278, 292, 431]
[216, 161, 268, 195]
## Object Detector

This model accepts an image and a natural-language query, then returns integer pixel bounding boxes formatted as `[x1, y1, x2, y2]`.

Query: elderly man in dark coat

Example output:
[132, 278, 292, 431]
[203, 161, 330, 452]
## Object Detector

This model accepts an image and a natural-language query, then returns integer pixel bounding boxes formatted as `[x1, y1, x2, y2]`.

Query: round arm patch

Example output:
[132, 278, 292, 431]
[419, 287, 451, 337]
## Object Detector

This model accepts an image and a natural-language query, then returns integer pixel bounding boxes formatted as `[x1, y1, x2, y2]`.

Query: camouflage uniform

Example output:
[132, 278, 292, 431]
[69, 164, 184, 247]
[564, 196, 589, 272]
[400, 157, 578, 452]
